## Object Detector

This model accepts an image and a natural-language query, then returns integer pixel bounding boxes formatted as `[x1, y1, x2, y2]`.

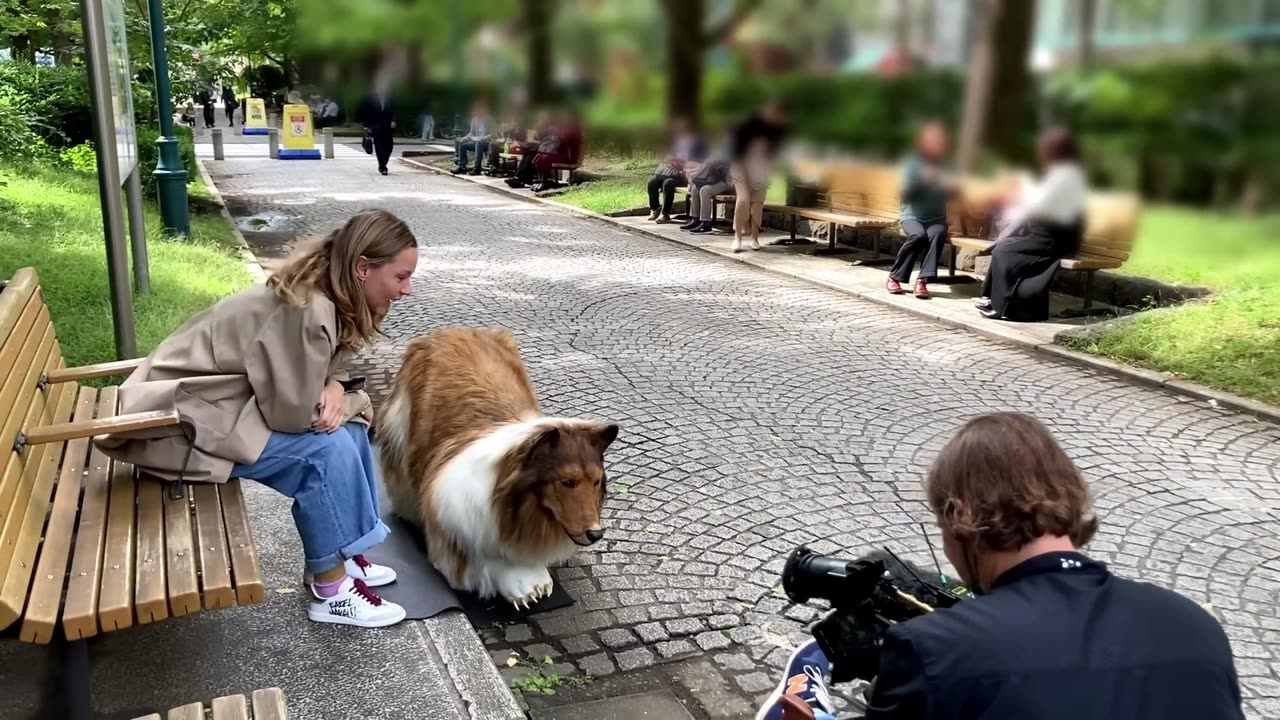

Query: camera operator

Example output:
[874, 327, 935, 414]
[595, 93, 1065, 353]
[856, 411, 1244, 719]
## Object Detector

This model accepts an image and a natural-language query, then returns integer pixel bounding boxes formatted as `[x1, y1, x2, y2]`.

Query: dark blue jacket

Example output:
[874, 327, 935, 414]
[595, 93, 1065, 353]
[865, 552, 1243, 720]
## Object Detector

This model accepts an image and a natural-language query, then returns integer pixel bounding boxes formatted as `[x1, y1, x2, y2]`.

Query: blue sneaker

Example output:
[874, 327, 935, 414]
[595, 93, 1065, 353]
[755, 638, 837, 720]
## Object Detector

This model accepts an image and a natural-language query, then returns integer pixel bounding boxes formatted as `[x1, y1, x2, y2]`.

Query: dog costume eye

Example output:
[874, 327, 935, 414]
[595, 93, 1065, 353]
[562, 480, 576, 488]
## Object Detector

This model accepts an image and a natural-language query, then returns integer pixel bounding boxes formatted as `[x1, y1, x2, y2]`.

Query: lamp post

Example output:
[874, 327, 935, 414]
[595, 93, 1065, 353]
[145, 0, 190, 236]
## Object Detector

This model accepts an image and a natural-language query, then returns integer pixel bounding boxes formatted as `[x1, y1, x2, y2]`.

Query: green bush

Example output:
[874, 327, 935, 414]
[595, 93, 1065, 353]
[0, 62, 156, 149]
[59, 142, 98, 173]
[0, 101, 49, 164]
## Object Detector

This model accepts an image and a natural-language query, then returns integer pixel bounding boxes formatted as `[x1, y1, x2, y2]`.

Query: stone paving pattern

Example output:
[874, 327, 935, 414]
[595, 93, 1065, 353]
[207, 154, 1280, 719]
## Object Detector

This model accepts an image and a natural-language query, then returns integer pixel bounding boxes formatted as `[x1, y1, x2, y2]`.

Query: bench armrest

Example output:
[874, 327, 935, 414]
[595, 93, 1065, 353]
[45, 358, 144, 384]
[21, 410, 181, 447]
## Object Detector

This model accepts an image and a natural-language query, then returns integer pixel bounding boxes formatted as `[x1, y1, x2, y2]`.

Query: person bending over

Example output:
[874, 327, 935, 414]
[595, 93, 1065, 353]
[96, 209, 421, 629]
[757, 412, 1244, 720]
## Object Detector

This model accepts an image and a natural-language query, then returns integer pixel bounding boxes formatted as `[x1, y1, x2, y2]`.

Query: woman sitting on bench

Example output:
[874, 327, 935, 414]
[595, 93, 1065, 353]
[96, 209, 419, 628]
[977, 127, 1087, 322]
[646, 115, 706, 224]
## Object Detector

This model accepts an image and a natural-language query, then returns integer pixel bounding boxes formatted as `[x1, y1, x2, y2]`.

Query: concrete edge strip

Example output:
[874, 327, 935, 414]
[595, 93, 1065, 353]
[423, 611, 528, 720]
[195, 156, 269, 284]
[400, 157, 1280, 427]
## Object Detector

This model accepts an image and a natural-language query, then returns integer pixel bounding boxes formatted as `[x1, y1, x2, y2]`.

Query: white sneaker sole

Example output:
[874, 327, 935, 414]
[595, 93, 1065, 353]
[307, 604, 407, 628]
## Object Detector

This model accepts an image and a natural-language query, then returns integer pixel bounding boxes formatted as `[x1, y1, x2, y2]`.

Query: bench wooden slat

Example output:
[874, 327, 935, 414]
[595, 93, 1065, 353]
[0, 285, 42, 393]
[167, 702, 204, 720]
[98, 441, 137, 632]
[135, 478, 168, 624]
[0, 316, 56, 534]
[0, 268, 38, 348]
[0, 377, 73, 628]
[24, 409, 182, 447]
[19, 386, 97, 643]
[63, 388, 119, 639]
[164, 484, 200, 616]
[211, 694, 249, 720]
[220, 481, 265, 605]
[45, 358, 144, 385]
[193, 483, 235, 609]
[251, 688, 288, 720]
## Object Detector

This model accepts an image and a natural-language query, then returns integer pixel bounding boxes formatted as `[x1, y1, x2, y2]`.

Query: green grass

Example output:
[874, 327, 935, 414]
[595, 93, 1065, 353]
[554, 159, 787, 216]
[0, 163, 253, 366]
[1066, 206, 1280, 406]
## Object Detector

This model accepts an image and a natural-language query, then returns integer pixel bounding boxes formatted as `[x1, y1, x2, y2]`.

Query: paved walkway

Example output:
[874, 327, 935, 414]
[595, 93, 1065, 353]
[204, 152, 1280, 719]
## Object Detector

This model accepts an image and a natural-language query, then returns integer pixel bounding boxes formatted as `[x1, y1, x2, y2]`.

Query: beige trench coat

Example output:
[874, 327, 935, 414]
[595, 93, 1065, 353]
[94, 284, 371, 483]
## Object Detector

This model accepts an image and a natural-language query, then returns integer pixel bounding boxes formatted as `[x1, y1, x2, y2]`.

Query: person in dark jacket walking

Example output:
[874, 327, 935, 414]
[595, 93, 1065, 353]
[359, 79, 397, 175]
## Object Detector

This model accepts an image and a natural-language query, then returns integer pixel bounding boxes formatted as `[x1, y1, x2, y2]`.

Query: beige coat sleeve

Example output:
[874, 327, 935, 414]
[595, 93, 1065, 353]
[244, 303, 335, 433]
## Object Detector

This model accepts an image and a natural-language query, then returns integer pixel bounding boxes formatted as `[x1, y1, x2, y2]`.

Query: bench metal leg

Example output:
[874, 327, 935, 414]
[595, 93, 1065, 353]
[813, 222, 861, 257]
[1057, 270, 1112, 319]
[768, 213, 816, 246]
[43, 633, 92, 720]
[932, 241, 977, 284]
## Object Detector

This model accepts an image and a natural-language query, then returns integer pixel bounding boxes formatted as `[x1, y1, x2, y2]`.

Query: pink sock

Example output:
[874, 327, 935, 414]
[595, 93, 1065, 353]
[313, 575, 346, 598]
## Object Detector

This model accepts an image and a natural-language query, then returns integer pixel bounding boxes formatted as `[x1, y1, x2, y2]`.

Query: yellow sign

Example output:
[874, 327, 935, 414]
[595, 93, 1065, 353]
[278, 103, 321, 159]
[243, 98, 268, 135]
[282, 104, 314, 149]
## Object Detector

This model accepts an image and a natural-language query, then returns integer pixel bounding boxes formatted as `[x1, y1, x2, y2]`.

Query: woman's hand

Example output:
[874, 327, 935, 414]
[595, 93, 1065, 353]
[313, 380, 346, 433]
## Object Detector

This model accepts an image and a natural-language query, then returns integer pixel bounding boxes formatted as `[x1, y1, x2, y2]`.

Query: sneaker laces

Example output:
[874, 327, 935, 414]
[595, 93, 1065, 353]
[352, 554, 372, 570]
[352, 578, 384, 607]
[804, 665, 835, 713]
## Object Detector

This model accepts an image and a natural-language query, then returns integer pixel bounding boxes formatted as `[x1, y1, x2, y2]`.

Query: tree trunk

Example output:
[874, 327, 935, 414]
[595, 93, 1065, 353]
[11, 34, 35, 64]
[956, 0, 1036, 172]
[523, 0, 553, 105]
[663, 0, 705, 127]
[1078, 0, 1096, 69]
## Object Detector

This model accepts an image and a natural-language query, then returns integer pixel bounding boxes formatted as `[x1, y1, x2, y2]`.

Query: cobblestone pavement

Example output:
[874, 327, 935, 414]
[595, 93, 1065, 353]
[207, 155, 1280, 719]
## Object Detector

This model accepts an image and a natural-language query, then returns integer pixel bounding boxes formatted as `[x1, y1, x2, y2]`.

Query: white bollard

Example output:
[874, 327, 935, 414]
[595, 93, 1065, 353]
[211, 128, 225, 160]
[268, 128, 280, 159]
[323, 127, 334, 159]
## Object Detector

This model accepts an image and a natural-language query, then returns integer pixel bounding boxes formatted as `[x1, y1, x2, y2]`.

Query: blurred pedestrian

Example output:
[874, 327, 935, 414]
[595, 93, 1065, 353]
[452, 98, 494, 175]
[359, 77, 397, 176]
[647, 116, 706, 223]
[730, 99, 789, 252]
[888, 121, 960, 300]
[222, 84, 238, 126]
[977, 127, 1087, 322]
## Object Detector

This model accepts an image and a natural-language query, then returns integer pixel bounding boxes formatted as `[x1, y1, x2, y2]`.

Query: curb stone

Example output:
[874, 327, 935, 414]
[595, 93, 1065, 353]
[400, 156, 1280, 427]
[194, 157, 268, 284]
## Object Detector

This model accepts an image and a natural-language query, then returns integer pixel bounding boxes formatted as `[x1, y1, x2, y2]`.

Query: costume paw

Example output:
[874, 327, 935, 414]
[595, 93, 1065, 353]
[497, 566, 554, 611]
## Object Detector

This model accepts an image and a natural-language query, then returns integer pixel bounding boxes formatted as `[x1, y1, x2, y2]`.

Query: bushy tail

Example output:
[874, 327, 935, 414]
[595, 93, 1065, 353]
[375, 382, 423, 527]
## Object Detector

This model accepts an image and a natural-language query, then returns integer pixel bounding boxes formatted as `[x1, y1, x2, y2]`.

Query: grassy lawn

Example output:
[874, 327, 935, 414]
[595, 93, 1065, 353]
[0, 163, 253, 366]
[1066, 206, 1280, 405]
[554, 155, 787, 215]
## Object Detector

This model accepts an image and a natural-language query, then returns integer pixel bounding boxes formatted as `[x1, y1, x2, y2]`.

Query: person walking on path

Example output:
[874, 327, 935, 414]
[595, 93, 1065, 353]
[359, 79, 398, 175]
[887, 121, 960, 300]
[95, 209, 421, 628]
[222, 84, 238, 126]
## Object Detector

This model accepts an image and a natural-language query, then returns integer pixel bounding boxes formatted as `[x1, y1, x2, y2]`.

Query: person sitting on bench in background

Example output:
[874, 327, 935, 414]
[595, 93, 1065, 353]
[453, 98, 494, 175]
[682, 135, 733, 234]
[503, 109, 553, 185]
[95, 209, 420, 629]
[646, 115, 706, 224]
[530, 107, 583, 192]
[485, 107, 527, 176]
[977, 127, 1087, 322]
[887, 121, 960, 300]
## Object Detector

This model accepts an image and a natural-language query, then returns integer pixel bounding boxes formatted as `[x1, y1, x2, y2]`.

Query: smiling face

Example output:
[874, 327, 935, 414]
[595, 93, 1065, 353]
[356, 246, 418, 317]
[520, 422, 619, 546]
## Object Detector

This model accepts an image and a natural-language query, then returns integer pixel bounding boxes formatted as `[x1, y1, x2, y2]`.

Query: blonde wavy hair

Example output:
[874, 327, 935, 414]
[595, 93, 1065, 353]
[267, 209, 417, 352]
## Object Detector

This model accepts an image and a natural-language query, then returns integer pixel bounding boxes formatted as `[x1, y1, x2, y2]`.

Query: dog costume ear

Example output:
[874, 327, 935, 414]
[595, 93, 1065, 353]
[594, 423, 619, 451]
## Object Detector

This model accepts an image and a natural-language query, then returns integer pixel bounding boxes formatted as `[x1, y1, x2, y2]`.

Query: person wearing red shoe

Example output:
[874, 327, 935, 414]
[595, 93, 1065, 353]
[887, 122, 957, 300]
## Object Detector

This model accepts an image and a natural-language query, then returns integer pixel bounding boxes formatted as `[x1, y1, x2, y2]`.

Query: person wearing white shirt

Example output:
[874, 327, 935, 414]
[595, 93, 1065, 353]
[977, 128, 1087, 322]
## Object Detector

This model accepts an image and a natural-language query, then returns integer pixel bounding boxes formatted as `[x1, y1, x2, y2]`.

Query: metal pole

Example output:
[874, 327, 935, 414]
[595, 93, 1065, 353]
[124, 168, 151, 295]
[145, 0, 190, 237]
[81, 0, 137, 359]
[212, 127, 225, 160]
[323, 127, 334, 159]
[268, 127, 280, 159]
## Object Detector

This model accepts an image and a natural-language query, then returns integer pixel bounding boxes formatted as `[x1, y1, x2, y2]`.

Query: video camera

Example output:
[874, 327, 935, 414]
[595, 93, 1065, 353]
[781, 544, 971, 684]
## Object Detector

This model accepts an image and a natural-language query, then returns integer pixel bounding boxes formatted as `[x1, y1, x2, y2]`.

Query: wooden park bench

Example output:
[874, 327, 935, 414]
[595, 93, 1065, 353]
[0, 267, 267, 718]
[763, 162, 901, 255]
[133, 687, 287, 720]
[947, 191, 1142, 316]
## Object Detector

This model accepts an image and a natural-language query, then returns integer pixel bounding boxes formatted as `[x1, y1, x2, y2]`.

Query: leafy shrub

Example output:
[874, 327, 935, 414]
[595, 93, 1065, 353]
[59, 142, 98, 174]
[0, 62, 155, 149]
[0, 101, 49, 164]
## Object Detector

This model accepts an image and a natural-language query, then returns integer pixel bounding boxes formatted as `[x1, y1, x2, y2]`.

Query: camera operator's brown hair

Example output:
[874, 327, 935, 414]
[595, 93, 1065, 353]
[927, 412, 1097, 552]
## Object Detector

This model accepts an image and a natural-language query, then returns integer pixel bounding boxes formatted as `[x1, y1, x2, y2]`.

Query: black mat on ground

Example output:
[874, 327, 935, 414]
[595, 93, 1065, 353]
[363, 514, 574, 626]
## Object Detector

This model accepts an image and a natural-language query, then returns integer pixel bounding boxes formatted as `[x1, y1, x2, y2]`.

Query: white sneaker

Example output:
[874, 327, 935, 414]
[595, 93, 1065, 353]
[308, 576, 406, 628]
[730, 237, 742, 253]
[647, 210, 660, 221]
[751, 237, 762, 251]
[347, 554, 397, 587]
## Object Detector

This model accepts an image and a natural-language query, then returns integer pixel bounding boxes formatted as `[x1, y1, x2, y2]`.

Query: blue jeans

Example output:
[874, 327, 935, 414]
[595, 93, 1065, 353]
[456, 139, 489, 170]
[232, 423, 389, 575]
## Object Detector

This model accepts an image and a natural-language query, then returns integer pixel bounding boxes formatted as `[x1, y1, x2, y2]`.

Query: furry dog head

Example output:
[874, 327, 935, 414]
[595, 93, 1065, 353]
[498, 421, 619, 547]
